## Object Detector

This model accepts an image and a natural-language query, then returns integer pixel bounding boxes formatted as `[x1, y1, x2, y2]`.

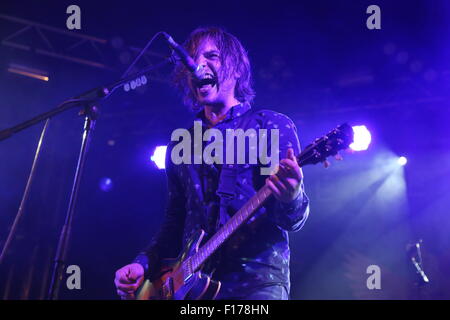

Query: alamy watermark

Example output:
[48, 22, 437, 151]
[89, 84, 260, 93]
[366, 5, 381, 30]
[66, 265, 81, 290]
[170, 121, 280, 175]
[366, 264, 381, 290]
[66, 5, 81, 30]
[64, 5, 380, 32]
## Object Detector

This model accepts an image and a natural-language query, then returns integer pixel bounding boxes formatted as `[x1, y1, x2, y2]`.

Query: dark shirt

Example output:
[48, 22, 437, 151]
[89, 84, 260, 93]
[133, 103, 310, 299]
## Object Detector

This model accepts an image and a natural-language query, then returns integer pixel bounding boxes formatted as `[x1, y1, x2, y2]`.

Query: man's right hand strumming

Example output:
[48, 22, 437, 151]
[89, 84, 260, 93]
[114, 263, 144, 300]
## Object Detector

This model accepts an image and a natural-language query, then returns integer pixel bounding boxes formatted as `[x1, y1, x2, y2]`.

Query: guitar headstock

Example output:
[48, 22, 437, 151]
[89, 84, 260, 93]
[297, 123, 354, 167]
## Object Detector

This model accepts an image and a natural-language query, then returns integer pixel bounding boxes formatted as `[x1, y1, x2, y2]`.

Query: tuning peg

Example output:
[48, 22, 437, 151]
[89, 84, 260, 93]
[335, 154, 343, 161]
[323, 160, 331, 168]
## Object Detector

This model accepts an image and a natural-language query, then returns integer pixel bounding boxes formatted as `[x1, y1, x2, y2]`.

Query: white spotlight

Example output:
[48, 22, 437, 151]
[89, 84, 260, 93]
[151, 146, 167, 169]
[350, 125, 372, 151]
[397, 156, 408, 166]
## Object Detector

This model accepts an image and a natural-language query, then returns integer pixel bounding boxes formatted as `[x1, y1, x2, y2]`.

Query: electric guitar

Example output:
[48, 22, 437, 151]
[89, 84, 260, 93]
[136, 123, 354, 300]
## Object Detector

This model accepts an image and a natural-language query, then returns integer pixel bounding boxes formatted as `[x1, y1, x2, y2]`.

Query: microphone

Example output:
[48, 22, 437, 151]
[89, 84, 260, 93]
[162, 32, 205, 82]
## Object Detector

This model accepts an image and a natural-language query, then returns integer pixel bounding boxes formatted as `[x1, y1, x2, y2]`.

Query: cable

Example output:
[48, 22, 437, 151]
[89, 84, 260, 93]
[120, 31, 167, 79]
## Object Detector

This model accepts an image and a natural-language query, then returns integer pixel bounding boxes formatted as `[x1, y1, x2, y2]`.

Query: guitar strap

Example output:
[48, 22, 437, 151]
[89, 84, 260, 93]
[215, 107, 255, 227]
[201, 106, 257, 278]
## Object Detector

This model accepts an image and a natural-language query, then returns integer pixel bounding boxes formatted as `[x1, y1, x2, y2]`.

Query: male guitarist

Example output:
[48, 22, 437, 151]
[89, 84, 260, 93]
[114, 26, 310, 300]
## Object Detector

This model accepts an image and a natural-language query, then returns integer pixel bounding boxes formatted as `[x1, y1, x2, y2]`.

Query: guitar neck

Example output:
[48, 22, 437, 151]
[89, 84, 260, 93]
[188, 183, 273, 272]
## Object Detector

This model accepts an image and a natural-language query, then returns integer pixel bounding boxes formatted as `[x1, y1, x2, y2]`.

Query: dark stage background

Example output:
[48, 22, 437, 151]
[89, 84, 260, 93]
[0, 0, 449, 299]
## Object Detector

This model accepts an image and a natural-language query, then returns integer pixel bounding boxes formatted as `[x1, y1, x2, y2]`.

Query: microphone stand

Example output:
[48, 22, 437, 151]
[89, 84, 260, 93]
[0, 58, 173, 300]
[46, 103, 98, 300]
[407, 240, 430, 299]
[0, 59, 172, 142]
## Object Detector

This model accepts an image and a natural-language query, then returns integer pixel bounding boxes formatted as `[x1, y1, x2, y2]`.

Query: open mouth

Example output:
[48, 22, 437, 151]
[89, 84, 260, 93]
[196, 73, 217, 88]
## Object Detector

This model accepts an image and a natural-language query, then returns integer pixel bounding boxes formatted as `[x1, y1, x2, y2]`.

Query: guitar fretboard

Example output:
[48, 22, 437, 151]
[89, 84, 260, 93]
[186, 183, 273, 273]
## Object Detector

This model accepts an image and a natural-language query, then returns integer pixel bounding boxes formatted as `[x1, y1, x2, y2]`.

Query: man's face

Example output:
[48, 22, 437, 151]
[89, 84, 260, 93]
[189, 38, 237, 106]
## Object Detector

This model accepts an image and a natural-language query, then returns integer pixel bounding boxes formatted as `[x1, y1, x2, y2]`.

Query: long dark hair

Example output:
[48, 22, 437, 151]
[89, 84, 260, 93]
[172, 26, 255, 110]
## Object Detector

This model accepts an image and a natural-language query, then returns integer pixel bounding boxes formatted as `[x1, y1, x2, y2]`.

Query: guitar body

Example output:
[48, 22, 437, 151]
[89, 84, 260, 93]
[136, 229, 221, 300]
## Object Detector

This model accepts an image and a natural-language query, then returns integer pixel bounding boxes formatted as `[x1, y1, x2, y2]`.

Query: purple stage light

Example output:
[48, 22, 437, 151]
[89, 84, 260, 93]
[99, 177, 113, 192]
[350, 125, 372, 151]
[151, 146, 167, 169]
[397, 156, 408, 166]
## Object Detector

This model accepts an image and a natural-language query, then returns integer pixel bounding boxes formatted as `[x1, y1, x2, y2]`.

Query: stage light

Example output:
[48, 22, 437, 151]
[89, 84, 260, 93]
[7, 63, 49, 81]
[99, 177, 113, 192]
[350, 125, 372, 151]
[397, 156, 407, 166]
[151, 146, 167, 169]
